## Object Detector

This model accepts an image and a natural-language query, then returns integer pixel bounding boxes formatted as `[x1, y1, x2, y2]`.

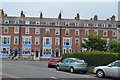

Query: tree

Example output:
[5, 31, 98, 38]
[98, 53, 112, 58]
[81, 35, 108, 51]
[108, 41, 120, 53]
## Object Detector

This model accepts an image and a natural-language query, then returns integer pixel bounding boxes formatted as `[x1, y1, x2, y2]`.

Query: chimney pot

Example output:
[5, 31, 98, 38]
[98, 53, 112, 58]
[40, 12, 43, 19]
[58, 12, 62, 19]
[90, 18, 93, 20]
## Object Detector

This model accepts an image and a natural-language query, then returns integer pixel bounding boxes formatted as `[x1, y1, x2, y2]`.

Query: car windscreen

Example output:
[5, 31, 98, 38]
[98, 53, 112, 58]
[50, 58, 60, 60]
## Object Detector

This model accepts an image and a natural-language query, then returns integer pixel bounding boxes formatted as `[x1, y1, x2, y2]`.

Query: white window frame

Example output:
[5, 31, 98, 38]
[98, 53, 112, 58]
[55, 29, 60, 35]
[85, 30, 89, 36]
[1, 36, 10, 44]
[63, 48, 72, 53]
[1, 47, 10, 54]
[22, 36, 32, 45]
[35, 37, 40, 45]
[43, 37, 52, 45]
[22, 47, 31, 54]
[25, 28, 30, 34]
[75, 30, 79, 36]
[63, 38, 72, 45]
[4, 27, 9, 33]
[4, 20, 9, 24]
[36, 21, 40, 25]
[14, 37, 19, 45]
[35, 28, 40, 34]
[75, 39, 79, 45]
[45, 29, 50, 35]
[55, 38, 60, 45]
[65, 29, 70, 35]
[103, 30, 108, 37]
[43, 48, 52, 55]
[112, 31, 117, 37]
[14, 27, 19, 34]
[25, 21, 30, 24]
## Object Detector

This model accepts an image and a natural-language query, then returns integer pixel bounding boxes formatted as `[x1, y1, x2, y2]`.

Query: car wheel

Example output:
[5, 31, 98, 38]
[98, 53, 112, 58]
[96, 70, 105, 78]
[56, 65, 60, 70]
[48, 65, 51, 68]
[70, 67, 75, 73]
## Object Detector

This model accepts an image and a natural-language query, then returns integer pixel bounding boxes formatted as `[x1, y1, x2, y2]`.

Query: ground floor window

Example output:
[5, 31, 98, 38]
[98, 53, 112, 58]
[43, 48, 52, 55]
[63, 48, 72, 53]
[22, 47, 31, 54]
[0, 47, 10, 54]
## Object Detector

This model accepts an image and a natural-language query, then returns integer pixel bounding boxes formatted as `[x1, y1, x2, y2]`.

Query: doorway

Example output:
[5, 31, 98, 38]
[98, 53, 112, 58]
[55, 49, 60, 57]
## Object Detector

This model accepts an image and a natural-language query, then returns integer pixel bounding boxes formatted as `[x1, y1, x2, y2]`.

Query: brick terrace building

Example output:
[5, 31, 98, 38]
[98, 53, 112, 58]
[0, 10, 119, 58]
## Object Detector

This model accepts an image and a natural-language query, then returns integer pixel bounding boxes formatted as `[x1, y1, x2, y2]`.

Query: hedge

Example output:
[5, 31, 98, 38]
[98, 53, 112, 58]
[62, 51, 120, 66]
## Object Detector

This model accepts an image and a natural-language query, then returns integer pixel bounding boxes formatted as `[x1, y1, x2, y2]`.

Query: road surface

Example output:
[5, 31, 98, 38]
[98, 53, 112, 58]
[1, 60, 112, 80]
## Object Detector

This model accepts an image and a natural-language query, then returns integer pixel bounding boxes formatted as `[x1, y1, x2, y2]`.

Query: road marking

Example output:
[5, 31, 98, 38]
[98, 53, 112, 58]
[0, 72, 27, 80]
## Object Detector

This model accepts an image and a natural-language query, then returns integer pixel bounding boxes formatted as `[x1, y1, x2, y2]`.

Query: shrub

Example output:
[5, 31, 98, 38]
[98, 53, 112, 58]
[62, 51, 119, 66]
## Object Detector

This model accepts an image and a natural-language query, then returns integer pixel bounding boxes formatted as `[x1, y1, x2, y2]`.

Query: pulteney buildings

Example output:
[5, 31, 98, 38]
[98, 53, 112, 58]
[0, 9, 119, 58]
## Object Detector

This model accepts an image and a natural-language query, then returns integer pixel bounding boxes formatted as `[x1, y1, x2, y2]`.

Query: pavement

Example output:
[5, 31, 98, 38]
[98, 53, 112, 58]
[1, 60, 113, 80]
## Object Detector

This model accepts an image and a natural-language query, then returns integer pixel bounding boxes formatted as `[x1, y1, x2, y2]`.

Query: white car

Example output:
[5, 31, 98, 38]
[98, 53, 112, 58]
[94, 60, 120, 78]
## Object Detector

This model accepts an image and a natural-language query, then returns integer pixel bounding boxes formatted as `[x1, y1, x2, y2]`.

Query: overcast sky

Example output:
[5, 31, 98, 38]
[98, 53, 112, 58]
[1, 0, 120, 20]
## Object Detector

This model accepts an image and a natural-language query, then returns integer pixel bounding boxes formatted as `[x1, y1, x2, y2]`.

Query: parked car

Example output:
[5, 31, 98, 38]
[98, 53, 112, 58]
[56, 58, 88, 74]
[94, 60, 120, 78]
[48, 57, 62, 67]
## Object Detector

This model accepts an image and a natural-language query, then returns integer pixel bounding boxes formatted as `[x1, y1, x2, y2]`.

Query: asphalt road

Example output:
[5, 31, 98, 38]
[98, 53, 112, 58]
[1, 60, 113, 80]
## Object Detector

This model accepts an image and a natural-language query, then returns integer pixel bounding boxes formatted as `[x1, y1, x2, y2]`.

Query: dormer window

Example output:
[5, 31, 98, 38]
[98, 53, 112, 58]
[4, 20, 9, 24]
[69, 23, 75, 26]
[15, 21, 19, 24]
[40, 21, 46, 25]
[36, 21, 40, 25]
[25, 21, 30, 24]
[65, 23, 69, 26]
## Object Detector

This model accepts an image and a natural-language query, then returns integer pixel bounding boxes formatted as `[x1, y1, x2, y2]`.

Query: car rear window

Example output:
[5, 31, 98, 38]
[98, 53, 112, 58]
[50, 58, 60, 60]
[77, 60, 85, 63]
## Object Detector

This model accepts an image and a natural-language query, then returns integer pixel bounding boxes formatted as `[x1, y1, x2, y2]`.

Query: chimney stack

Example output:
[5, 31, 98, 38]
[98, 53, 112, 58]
[40, 12, 43, 19]
[93, 15, 98, 20]
[110, 15, 115, 21]
[76, 13, 80, 20]
[0, 9, 5, 18]
[20, 11, 25, 18]
[75, 13, 80, 20]
[58, 12, 62, 19]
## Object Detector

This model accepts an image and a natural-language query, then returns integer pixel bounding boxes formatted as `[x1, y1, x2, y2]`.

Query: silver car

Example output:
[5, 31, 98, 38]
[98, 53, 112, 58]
[94, 60, 120, 78]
